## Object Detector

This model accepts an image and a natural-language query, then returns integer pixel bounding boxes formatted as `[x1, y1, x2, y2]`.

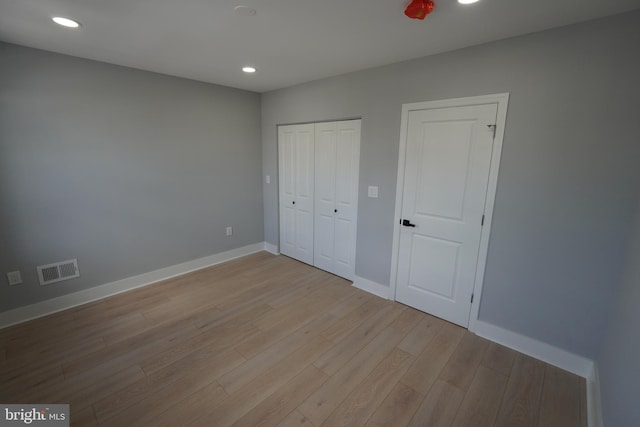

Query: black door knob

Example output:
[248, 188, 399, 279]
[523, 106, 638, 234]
[402, 219, 416, 227]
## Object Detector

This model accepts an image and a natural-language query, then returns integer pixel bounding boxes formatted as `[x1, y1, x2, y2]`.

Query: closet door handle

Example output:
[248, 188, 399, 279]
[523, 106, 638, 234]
[402, 219, 416, 227]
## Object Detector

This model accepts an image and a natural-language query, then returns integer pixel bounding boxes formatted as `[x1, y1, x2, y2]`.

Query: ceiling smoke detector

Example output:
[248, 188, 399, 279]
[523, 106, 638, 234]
[234, 6, 257, 16]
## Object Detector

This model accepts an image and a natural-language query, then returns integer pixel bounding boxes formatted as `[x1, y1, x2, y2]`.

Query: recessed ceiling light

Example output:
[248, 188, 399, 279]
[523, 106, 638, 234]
[458, 0, 480, 4]
[52, 16, 81, 28]
[242, 66, 256, 73]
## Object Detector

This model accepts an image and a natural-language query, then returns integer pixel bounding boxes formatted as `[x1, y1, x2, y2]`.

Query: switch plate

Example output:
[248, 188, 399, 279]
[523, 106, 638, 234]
[265, 175, 271, 184]
[368, 186, 379, 198]
[226, 226, 233, 236]
[7, 270, 22, 286]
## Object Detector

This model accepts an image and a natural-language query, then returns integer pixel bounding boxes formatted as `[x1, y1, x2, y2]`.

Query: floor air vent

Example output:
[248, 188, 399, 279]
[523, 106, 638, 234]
[37, 259, 80, 286]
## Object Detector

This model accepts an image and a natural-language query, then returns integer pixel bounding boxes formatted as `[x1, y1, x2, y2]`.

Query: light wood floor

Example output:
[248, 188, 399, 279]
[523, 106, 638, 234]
[0, 252, 587, 426]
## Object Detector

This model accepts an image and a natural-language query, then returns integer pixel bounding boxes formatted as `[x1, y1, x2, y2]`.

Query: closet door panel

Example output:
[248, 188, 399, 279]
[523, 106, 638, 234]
[294, 129, 315, 264]
[278, 124, 314, 265]
[314, 123, 337, 272]
[333, 120, 360, 280]
[278, 127, 297, 258]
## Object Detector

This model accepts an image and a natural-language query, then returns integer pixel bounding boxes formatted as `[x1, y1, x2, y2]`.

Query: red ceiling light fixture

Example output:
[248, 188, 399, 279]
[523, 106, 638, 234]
[404, 0, 435, 20]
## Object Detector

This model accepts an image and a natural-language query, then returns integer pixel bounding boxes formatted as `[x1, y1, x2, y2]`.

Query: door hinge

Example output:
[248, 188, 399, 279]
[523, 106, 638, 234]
[471, 293, 474, 304]
[487, 124, 497, 139]
[481, 215, 485, 226]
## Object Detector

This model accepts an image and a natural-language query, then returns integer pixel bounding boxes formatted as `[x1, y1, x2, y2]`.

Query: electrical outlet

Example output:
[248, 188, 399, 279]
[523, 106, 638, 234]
[7, 270, 22, 286]
[368, 186, 379, 198]
[226, 226, 233, 236]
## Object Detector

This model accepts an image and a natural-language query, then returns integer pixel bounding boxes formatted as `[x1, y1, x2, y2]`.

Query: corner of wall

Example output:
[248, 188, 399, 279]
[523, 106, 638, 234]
[263, 242, 280, 255]
[352, 276, 391, 299]
[587, 362, 604, 427]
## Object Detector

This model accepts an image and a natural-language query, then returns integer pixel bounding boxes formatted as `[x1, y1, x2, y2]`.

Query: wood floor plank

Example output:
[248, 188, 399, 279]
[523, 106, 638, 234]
[2, 337, 106, 373]
[328, 290, 372, 318]
[139, 322, 260, 375]
[320, 348, 414, 427]
[408, 380, 464, 427]
[401, 321, 464, 395]
[278, 410, 317, 427]
[62, 317, 200, 378]
[451, 365, 508, 427]
[320, 298, 384, 343]
[482, 341, 517, 376]
[1, 365, 65, 400]
[99, 368, 224, 426]
[151, 381, 229, 427]
[537, 364, 581, 427]
[234, 294, 340, 360]
[190, 335, 334, 426]
[219, 312, 337, 394]
[93, 348, 245, 423]
[299, 326, 406, 427]
[233, 365, 329, 427]
[71, 406, 97, 427]
[397, 314, 445, 356]
[495, 354, 545, 427]
[387, 306, 424, 336]
[15, 365, 145, 411]
[438, 331, 490, 392]
[364, 382, 423, 427]
[313, 304, 402, 376]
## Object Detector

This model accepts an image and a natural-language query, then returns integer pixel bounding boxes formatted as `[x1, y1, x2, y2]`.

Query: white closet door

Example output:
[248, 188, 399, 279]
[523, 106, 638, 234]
[279, 124, 314, 265]
[314, 123, 337, 273]
[314, 120, 360, 280]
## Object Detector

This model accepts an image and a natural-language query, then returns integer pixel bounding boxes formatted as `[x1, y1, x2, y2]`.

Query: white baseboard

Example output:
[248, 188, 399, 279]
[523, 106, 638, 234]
[0, 242, 266, 329]
[474, 320, 594, 378]
[587, 363, 604, 427]
[264, 242, 280, 255]
[352, 276, 391, 300]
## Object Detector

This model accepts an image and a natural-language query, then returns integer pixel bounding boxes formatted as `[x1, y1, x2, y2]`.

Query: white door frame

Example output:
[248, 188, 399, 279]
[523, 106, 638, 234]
[389, 93, 509, 333]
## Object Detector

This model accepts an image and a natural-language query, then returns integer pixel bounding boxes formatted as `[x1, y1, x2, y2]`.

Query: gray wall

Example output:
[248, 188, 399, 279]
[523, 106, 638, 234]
[0, 43, 263, 312]
[261, 11, 640, 359]
[599, 200, 640, 427]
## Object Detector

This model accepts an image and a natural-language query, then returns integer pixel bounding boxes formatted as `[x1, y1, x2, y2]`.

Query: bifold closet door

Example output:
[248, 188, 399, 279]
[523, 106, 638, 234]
[278, 124, 314, 265]
[314, 120, 360, 280]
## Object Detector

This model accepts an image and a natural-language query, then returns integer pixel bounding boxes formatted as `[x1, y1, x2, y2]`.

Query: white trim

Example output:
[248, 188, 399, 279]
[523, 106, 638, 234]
[476, 320, 603, 427]
[474, 320, 594, 378]
[587, 363, 604, 427]
[389, 93, 510, 332]
[352, 275, 391, 300]
[0, 242, 265, 329]
[263, 242, 280, 255]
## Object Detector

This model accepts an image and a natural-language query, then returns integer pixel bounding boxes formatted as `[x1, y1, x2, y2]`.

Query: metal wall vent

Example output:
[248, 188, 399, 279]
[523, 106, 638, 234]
[37, 258, 80, 286]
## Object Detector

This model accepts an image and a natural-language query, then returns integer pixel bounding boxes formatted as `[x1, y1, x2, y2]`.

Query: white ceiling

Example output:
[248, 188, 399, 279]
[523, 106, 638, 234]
[1, 0, 639, 92]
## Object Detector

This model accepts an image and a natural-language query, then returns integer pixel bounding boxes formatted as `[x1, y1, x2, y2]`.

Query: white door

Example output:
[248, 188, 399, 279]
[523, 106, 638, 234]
[279, 124, 315, 265]
[314, 120, 360, 280]
[395, 103, 498, 327]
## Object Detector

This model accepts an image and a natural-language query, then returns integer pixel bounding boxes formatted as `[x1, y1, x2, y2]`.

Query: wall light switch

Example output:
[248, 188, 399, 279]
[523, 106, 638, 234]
[7, 270, 22, 286]
[368, 186, 379, 198]
[226, 226, 233, 236]
[265, 175, 271, 184]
